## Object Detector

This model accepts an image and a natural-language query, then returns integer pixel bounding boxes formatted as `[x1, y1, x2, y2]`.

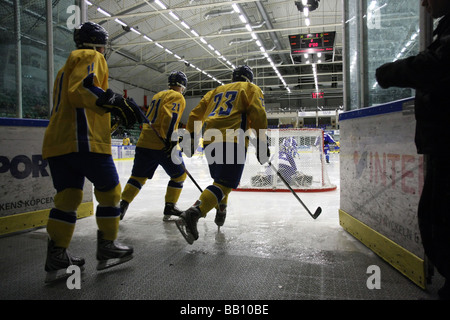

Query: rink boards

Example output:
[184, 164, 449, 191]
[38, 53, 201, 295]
[339, 98, 427, 289]
[0, 118, 93, 235]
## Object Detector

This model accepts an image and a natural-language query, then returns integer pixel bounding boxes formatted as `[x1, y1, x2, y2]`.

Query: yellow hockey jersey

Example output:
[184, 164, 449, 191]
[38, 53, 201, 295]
[42, 49, 110, 159]
[137, 89, 186, 150]
[187, 81, 267, 144]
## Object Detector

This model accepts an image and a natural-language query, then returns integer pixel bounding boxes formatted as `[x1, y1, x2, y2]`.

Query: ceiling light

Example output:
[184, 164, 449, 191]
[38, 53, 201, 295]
[155, 0, 167, 10]
[303, 8, 309, 17]
[239, 15, 247, 23]
[294, 0, 320, 12]
[169, 11, 180, 21]
[181, 21, 190, 29]
[130, 28, 141, 35]
[97, 8, 111, 17]
[114, 19, 127, 26]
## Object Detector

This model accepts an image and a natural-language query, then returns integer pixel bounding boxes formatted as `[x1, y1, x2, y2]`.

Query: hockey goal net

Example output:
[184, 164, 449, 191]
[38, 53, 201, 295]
[236, 128, 337, 192]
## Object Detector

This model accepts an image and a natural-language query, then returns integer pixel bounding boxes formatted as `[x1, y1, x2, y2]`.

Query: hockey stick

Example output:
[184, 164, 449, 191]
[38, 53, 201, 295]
[268, 161, 322, 219]
[136, 107, 204, 193]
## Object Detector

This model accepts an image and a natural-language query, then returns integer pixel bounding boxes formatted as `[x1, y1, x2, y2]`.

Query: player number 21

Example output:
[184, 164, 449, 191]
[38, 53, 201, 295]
[208, 91, 237, 117]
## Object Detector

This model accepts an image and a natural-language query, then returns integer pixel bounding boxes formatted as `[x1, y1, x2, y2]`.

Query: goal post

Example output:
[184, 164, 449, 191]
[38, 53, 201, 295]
[236, 128, 337, 192]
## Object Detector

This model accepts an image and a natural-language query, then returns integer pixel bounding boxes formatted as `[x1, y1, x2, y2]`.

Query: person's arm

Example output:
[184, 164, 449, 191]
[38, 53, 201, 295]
[376, 35, 450, 90]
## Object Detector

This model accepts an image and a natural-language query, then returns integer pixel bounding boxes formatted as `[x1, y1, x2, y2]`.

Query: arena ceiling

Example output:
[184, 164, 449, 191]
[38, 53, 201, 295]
[88, 0, 344, 112]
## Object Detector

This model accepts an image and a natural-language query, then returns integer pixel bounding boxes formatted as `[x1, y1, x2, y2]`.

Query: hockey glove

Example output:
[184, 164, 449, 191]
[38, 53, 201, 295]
[97, 89, 146, 128]
[256, 136, 270, 165]
[162, 139, 178, 156]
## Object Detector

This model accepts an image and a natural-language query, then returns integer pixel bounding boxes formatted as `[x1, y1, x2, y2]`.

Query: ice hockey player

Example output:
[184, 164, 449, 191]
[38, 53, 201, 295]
[175, 65, 269, 244]
[119, 71, 188, 222]
[315, 132, 336, 163]
[42, 21, 145, 283]
[278, 137, 298, 183]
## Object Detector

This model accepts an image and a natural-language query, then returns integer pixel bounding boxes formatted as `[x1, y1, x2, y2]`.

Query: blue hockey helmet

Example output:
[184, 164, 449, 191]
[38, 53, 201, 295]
[74, 21, 109, 49]
[232, 65, 254, 83]
[168, 71, 188, 93]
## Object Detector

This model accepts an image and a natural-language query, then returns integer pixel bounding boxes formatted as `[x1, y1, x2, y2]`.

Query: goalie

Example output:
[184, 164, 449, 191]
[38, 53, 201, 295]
[251, 137, 312, 188]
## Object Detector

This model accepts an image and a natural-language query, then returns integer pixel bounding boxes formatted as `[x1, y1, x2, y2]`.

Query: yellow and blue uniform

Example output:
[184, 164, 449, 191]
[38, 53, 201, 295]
[43, 49, 121, 248]
[186, 81, 267, 216]
[43, 49, 110, 158]
[121, 89, 187, 207]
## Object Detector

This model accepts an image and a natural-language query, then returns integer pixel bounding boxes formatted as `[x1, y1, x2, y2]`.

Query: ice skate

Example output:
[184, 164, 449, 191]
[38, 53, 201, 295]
[214, 204, 227, 230]
[96, 230, 134, 270]
[163, 202, 182, 222]
[119, 200, 129, 220]
[175, 201, 201, 244]
[45, 239, 85, 284]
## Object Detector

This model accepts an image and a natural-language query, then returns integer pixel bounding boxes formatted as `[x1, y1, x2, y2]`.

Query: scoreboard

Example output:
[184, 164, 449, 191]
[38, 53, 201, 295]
[311, 92, 324, 99]
[289, 32, 336, 55]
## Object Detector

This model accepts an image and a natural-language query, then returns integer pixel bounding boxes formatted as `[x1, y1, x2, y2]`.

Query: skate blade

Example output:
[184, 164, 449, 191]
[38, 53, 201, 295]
[45, 266, 85, 284]
[163, 215, 178, 222]
[175, 218, 195, 245]
[97, 255, 133, 271]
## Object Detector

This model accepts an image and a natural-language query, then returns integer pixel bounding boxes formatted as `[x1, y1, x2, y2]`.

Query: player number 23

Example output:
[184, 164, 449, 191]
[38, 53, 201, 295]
[208, 91, 237, 117]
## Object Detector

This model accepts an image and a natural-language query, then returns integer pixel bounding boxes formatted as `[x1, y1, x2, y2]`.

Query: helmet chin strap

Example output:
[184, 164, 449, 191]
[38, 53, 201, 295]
[179, 84, 187, 95]
[81, 42, 110, 59]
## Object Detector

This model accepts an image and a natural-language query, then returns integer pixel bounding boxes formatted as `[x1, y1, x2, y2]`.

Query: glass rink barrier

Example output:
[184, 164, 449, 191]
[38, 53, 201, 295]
[112, 145, 136, 160]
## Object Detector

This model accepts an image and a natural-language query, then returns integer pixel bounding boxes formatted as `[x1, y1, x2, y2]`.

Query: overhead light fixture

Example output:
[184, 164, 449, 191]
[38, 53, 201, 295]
[115, 18, 127, 27]
[181, 21, 190, 29]
[294, 0, 320, 12]
[155, 0, 167, 10]
[97, 8, 111, 17]
[130, 27, 141, 35]
[169, 11, 180, 21]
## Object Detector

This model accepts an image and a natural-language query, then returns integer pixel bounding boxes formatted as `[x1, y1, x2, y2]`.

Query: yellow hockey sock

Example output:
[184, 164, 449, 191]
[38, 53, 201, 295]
[46, 209, 77, 248]
[198, 183, 232, 217]
[165, 172, 186, 204]
[95, 184, 122, 240]
[121, 176, 147, 204]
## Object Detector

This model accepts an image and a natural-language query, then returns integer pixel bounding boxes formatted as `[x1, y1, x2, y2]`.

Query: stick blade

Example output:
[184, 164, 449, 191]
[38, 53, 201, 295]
[312, 207, 322, 219]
